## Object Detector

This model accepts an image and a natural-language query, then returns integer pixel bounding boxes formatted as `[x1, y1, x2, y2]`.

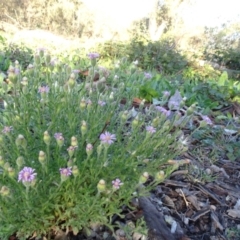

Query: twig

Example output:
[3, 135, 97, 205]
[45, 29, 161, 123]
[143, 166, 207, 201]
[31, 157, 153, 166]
[179, 189, 188, 207]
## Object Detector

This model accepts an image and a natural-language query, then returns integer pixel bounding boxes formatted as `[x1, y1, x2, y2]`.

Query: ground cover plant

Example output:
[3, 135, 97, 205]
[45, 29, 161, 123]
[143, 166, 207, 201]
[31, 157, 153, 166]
[0, 48, 199, 239]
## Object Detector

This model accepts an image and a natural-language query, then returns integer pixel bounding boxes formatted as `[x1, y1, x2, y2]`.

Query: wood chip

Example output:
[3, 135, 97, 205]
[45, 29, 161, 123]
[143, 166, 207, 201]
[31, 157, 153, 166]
[211, 211, 224, 231]
[195, 184, 225, 206]
[186, 195, 200, 210]
[164, 180, 189, 188]
[190, 208, 210, 222]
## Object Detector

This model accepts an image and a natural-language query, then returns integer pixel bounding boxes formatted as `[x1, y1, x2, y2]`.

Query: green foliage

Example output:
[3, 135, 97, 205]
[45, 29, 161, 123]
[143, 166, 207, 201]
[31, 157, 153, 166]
[96, 41, 128, 60]
[0, 51, 189, 238]
[4, 44, 33, 69]
[180, 68, 240, 109]
[0, 35, 10, 72]
[0, 36, 33, 71]
[192, 124, 240, 162]
[97, 38, 188, 74]
[0, 25, 239, 237]
[128, 39, 188, 74]
[0, 52, 10, 72]
[133, 67, 240, 110]
[182, 64, 220, 81]
[137, 74, 172, 102]
[203, 24, 240, 76]
[139, 84, 159, 102]
[226, 227, 240, 240]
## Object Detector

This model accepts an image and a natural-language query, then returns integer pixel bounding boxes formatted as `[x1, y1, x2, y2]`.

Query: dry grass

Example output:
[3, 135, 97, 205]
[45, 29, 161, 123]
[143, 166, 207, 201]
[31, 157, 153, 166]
[0, 0, 208, 58]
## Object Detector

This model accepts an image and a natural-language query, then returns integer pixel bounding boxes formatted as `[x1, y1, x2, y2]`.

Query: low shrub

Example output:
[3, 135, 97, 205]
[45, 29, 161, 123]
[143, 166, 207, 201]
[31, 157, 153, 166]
[0, 49, 192, 239]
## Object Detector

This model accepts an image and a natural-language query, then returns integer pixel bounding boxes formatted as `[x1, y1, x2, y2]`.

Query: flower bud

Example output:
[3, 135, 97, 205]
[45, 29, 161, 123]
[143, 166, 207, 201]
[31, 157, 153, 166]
[8, 167, 15, 178]
[139, 172, 149, 184]
[27, 64, 34, 74]
[38, 151, 46, 164]
[97, 179, 106, 193]
[34, 54, 41, 65]
[66, 66, 72, 75]
[97, 144, 103, 158]
[155, 171, 165, 182]
[60, 167, 72, 182]
[70, 73, 75, 79]
[2, 81, 8, 92]
[0, 186, 10, 196]
[109, 92, 114, 100]
[67, 146, 77, 158]
[86, 143, 93, 157]
[0, 135, 3, 145]
[8, 65, 15, 73]
[21, 77, 28, 94]
[45, 54, 51, 64]
[56, 136, 64, 148]
[68, 78, 75, 89]
[15, 134, 27, 149]
[162, 120, 170, 131]
[67, 159, 74, 167]
[199, 120, 207, 128]
[186, 104, 196, 116]
[132, 118, 139, 129]
[81, 121, 87, 136]
[152, 117, 160, 128]
[8, 72, 18, 84]
[43, 131, 51, 145]
[63, 83, 68, 92]
[39, 48, 45, 57]
[180, 99, 186, 108]
[72, 165, 79, 177]
[174, 112, 182, 121]
[49, 60, 55, 71]
[0, 156, 4, 167]
[3, 162, 10, 171]
[71, 136, 78, 147]
[87, 100, 92, 110]
[91, 58, 97, 67]
[140, 99, 146, 107]
[120, 111, 128, 123]
[163, 91, 170, 98]
[80, 98, 86, 110]
[15, 60, 19, 67]
[28, 64, 34, 69]
[16, 156, 25, 168]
